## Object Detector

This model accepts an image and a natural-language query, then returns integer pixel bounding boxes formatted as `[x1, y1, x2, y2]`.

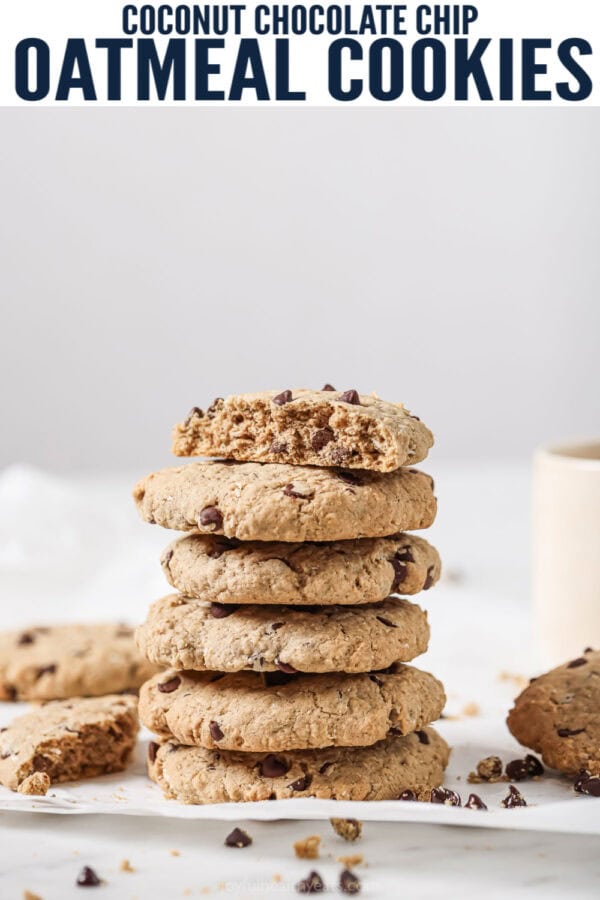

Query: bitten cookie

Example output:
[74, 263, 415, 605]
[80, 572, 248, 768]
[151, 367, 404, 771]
[136, 594, 430, 673]
[507, 648, 600, 775]
[138, 664, 445, 752]
[0, 624, 158, 702]
[133, 461, 437, 542]
[172, 388, 434, 473]
[161, 532, 440, 605]
[148, 727, 449, 803]
[0, 695, 139, 792]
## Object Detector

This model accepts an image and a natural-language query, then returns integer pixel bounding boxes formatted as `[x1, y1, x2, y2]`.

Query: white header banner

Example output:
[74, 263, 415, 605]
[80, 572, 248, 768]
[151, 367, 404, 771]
[1, 0, 599, 106]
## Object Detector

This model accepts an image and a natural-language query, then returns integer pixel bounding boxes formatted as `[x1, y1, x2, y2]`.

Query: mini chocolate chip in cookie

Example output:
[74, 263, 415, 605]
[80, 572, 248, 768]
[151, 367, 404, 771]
[416, 730, 430, 745]
[296, 870, 324, 894]
[423, 566, 435, 590]
[225, 827, 252, 848]
[199, 506, 223, 529]
[557, 727, 586, 737]
[36, 664, 57, 679]
[270, 622, 285, 631]
[207, 537, 239, 559]
[206, 398, 223, 417]
[272, 390, 293, 405]
[331, 446, 351, 464]
[311, 427, 335, 451]
[209, 721, 224, 741]
[465, 793, 487, 810]
[398, 789, 417, 801]
[322, 383, 336, 391]
[339, 869, 361, 895]
[289, 774, 312, 791]
[390, 558, 408, 592]
[160, 549, 174, 569]
[338, 390, 360, 405]
[270, 440, 288, 454]
[18, 632, 35, 645]
[157, 676, 181, 694]
[260, 754, 290, 778]
[210, 602, 237, 618]
[336, 470, 363, 486]
[376, 616, 398, 629]
[275, 658, 298, 674]
[184, 406, 204, 425]
[502, 785, 527, 808]
[76, 866, 101, 887]
[148, 741, 159, 763]
[318, 761, 333, 775]
[567, 657, 588, 669]
[283, 483, 314, 500]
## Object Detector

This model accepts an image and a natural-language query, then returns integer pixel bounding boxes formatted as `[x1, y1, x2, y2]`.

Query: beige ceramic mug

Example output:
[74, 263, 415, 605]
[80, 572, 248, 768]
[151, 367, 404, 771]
[533, 440, 600, 668]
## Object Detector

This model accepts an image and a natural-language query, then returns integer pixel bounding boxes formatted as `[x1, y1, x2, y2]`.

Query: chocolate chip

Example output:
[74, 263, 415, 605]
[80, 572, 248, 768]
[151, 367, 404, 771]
[557, 727, 586, 737]
[376, 616, 398, 628]
[311, 427, 334, 451]
[275, 658, 298, 674]
[296, 870, 324, 894]
[574, 770, 600, 797]
[584, 646, 594, 653]
[18, 632, 35, 645]
[423, 566, 435, 590]
[505, 759, 529, 781]
[283, 483, 313, 500]
[148, 741, 159, 763]
[210, 602, 237, 618]
[260, 754, 290, 778]
[398, 789, 417, 801]
[395, 546, 414, 563]
[184, 406, 204, 425]
[160, 550, 174, 570]
[36, 664, 57, 679]
[207, 537, 239, 559]
[338, 390, 360, 405]
[318, 761, 333, 775]
[224, 827, 252, 848]
[289, 774, 312, 791]
[209, 721, 224, 741]
[206, 398, 223, 417]
[32, 754, 50, 772]
[410, 414, 421, 421]
[157, 676, 181, 693]
[269, 440, 288, 454]
[76, 866, 101, 886]
[322, 384, 335, 392]
[430, 787, 461, 806]
[272, 390, 292, 405]
[502, 784, 527, 808]
[336, 470, 363, 486]
[199, 506, 223, 529]
[340, 869, 361, 894]
[525, 754, 544, 777]
[567, 657, 588, 668]
[465, 793, 487, 810]
[416, 730, 430, 745]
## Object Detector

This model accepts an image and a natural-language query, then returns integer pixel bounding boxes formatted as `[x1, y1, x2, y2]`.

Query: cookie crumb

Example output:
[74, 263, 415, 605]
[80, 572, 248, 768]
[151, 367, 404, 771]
[468, 756, 504, 784]
[294, 835, 320, 859]
[23, 892, 42, 900]
[338, 854, 363, 868]
[498, 671, 528, 690]
[272, 874, 282, 883]
[330, 818, 362, 842]
[461, 702, 480, 717]
[170, 849, 180, 857]
[119, 859, 135, 873]
[17, 772, 50, 796]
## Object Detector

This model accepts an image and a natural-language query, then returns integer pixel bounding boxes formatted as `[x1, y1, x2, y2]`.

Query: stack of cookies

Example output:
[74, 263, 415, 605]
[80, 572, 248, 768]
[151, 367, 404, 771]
[134, 388, 449, 804]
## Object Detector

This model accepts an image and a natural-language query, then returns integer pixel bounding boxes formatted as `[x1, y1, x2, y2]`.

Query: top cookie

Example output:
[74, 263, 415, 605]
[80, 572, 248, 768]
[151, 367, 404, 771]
[507, 648, 600, 776]
[133, 461, 437, 542]
[0, 623, 157, 702]
[172, 389, 433, 472]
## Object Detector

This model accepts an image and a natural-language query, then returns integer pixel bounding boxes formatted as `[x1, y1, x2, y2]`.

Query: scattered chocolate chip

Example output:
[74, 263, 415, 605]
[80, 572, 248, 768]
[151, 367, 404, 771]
[36, 664, 57, 679]
[18, 632, 35, 645]
[209, 721, 224, 741]
[207, 537, 239, 559]
[296, 870, 324, 894]
[184, 406, 204, 425]
[206, 398, 223, 417]
[311, 427, 335, 452]
[465, 793, 487, 810]
[275, 658, 298, 674]
[148, 741, 159, 763]
[505, 759, 530, 781]
[269, 440, 288, 454]
[318, 761, 333, 775]
[157, 676, 181, 693]
[376, 615, 398, 628]
[423, 566, 435, 590]
[283, 483, 313, 500]
[289, 774, 312, 791]
[395, 546, 414, 563]
[322, 383, 336, 391]
[502, 785, 527, 808]
[398, 789, 417, 801]
[416, 730, 430, 745]
[430, 787, 461, 806]
[390, 555, 410, 591]
[199, 506, 223, 529]
[574, 770, 600, 797]
[76, 866, 101, 887]
[557, 727, 586, 737]
[261, 671, 296, 687]
[567, 657, 588, 668]
[260, 754, 290, 778]
[272, 390, 293, 405]
[210, 602, 237, 618]
[336, 470, 363, 486]
[338, 390, 360, 405]
[525, 754, 544, 777]
[340, 869, 361, 894]
[224, 826, 252, 847]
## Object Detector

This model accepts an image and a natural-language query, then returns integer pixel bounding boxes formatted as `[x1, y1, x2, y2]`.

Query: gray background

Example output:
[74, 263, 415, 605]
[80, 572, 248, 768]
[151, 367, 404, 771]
[0, 109, 598, 472]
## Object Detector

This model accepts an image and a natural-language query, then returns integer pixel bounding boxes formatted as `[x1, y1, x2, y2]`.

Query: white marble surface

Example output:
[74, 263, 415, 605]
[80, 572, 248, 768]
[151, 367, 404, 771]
[0, 462, 598, 897]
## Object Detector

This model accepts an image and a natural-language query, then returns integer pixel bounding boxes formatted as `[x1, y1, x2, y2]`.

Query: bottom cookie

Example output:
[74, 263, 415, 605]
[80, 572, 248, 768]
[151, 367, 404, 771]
[147, 726, 450, 804]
